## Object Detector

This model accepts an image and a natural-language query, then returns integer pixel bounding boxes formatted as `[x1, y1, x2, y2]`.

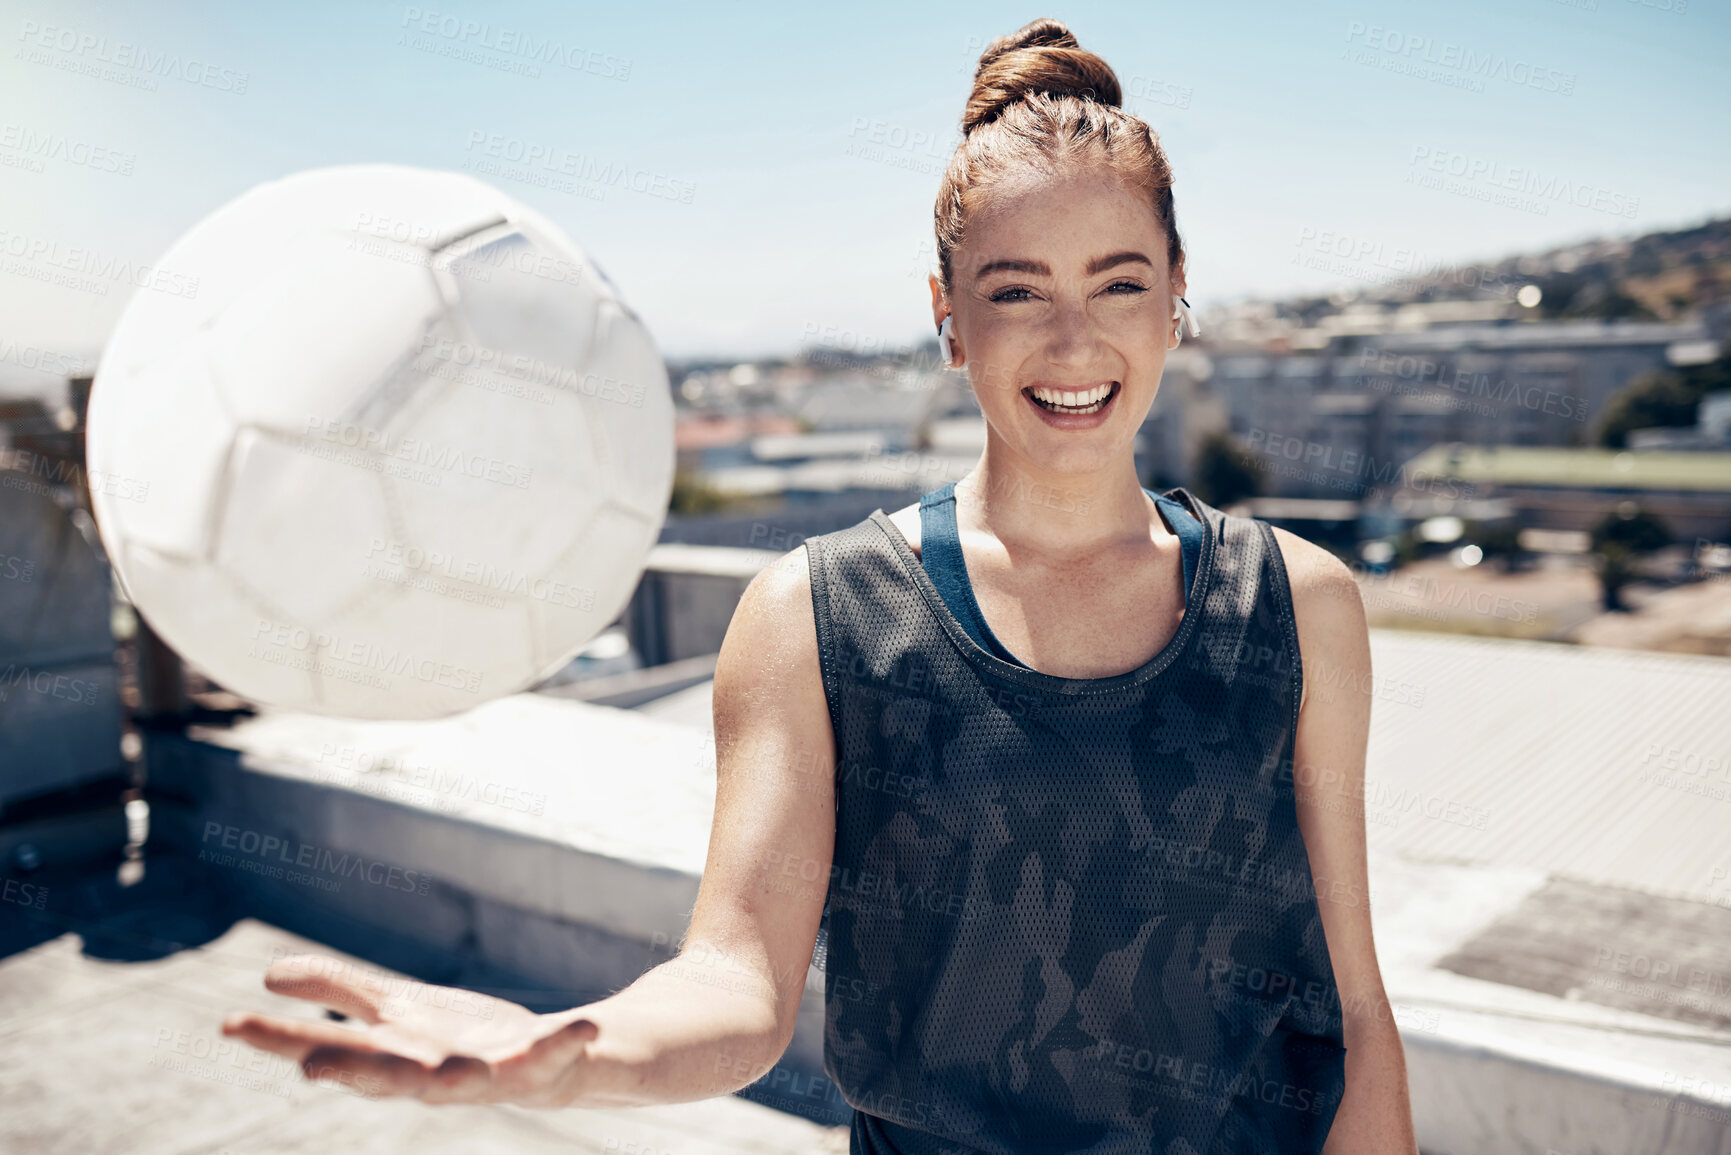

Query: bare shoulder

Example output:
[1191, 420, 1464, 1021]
[717, 544, 824, 687]
[885, 501, 921, 558]
[711, 541, 835, 775]
[1267, 525, 1361, 613]
[1267, 524, 1369, 710]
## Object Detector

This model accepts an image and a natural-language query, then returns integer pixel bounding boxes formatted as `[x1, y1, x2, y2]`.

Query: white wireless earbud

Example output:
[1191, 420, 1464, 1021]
[1172, 296, 1201, 342]
[938, 313, 957, 367]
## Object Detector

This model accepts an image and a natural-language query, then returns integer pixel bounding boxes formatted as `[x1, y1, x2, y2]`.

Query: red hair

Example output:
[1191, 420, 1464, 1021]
[935, 18, 1185, 291]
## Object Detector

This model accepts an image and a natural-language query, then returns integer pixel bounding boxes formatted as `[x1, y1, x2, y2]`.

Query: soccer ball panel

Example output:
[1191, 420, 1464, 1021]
[122, 541, 316, 707]
[97, 166, 505, 379]
[582, 301, 676, 522]
[214, 429, 399, 626]
[384, 367, 600, 578]
[210, 232, 448, 435]
[442, 229, 599, 373]
[87, 343, 233, 561]
[314, 585, 535, 719]
[268, 164, 508, 248]
[529, 501, 658, 676]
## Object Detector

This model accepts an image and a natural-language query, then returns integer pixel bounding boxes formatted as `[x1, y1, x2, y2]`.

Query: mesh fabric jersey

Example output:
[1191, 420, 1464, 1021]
[802, 485, 1347, 1155]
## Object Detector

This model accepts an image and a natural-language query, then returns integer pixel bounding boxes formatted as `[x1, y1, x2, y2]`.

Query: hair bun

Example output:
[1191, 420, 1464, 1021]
[964, 18, 1122, 133]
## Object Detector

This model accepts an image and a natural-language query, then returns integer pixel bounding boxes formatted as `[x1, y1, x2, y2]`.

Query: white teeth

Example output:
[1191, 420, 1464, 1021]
[1029, 383, 1114, 412]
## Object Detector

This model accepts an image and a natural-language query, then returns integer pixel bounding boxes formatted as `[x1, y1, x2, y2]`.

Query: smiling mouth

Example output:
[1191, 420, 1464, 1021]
[1024, 382, 1119, 415]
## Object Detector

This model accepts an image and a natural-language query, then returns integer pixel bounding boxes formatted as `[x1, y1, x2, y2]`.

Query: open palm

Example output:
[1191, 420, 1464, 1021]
[222, 953, 599, 1106]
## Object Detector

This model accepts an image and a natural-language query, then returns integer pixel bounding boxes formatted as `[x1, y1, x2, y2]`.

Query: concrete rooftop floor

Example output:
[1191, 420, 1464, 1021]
[0, 851, 846, 1155]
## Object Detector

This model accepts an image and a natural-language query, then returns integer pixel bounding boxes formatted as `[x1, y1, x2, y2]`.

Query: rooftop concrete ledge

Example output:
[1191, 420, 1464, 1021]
[153, 693, 719, 941]
[1372, 854, 1731, 1154]
[540, 651, 720, 709]
[1402, 1027, 1731, 1155]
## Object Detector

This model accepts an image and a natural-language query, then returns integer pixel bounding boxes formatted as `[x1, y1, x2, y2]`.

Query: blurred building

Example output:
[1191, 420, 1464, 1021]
[1137, 347, 1229, 488]
[1628, 391, 1731, 452]
[1214, 316, 1722, 500]
[674, 412, 803, 473]
[792, 372, 938, 445]
[1397, 442, 1731, 539]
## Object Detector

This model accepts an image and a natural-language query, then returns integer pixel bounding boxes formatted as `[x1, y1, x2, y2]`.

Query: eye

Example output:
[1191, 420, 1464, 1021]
[989, 285, 1034, 304]
[1103, 280, 1149, 295]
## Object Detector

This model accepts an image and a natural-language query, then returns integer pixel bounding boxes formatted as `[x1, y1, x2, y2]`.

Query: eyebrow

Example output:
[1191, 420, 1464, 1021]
[973, 251, 1154, 280]
[974, 258, 1048, 279]
[1086, 251, 1154, 276]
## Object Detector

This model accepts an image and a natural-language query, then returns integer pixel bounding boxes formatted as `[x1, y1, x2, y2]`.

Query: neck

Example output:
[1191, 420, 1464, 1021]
[955, 437, 1165, 556]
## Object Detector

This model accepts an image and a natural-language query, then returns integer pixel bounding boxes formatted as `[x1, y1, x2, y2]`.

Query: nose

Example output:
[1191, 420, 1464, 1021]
[1043, 294, 1101, 368]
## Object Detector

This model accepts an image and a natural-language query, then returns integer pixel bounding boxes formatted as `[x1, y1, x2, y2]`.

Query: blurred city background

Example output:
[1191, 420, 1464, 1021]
[3, 2, 1730, 1153]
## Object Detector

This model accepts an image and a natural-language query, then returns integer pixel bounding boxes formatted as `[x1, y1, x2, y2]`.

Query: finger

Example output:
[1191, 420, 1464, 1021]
[221, 1011, 437, 1066]
[528, 1016, 599, 1066]
[302, 1045, 432, 1100]
[502, 1017, 599, 1105]
[418, 1054, 497, 1105]
[262, 955, 388, 1024]
[303, 1047, 497, 1105]
[482, 1016, 596, 1101]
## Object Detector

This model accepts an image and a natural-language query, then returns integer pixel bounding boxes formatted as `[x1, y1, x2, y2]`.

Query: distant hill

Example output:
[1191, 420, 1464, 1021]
[1294, 215, 1731, 322]
[1496, 216, 1731, 322]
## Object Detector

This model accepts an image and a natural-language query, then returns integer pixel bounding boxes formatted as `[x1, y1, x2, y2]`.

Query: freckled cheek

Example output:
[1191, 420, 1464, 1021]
[962, 322, 1036, 394]
[1103, 313, 1171, 368]
[968, 312, 1034, 351]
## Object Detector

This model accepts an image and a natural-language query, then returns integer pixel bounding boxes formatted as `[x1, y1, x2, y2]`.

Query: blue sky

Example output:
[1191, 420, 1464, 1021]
[1, 0, 1726, 383]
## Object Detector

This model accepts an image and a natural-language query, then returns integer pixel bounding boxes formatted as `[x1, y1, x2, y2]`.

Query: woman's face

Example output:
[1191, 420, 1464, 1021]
[932, 166, 1184, 477]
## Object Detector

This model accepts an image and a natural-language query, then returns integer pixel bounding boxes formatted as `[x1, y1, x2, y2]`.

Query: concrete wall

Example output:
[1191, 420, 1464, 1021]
[0, 468, 124, 811]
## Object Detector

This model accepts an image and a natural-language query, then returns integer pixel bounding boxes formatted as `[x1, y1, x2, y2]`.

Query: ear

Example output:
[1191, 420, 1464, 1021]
[929, 273, 962, 367]
[1167, 255, 1190, 350]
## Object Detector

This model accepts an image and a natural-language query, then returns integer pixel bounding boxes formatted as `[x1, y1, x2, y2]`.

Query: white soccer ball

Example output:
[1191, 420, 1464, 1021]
[86, 164, 674, 719]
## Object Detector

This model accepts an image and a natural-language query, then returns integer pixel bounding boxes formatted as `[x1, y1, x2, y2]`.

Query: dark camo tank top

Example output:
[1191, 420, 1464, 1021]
[802, 487, 1347, 1155]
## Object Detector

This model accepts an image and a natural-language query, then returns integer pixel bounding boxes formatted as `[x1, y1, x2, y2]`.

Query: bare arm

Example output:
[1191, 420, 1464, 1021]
[572, 542, 838, 1102]
[1272, 527, 1419, 1155]
[221, 544, 838, 1108]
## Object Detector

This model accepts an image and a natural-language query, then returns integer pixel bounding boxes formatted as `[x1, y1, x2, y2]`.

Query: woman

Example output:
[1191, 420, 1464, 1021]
[225, 19, 1418, 1154]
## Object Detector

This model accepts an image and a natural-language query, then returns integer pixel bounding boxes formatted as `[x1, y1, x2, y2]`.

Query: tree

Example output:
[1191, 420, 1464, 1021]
[1598, 371, 1705, 448]
[1534, 271, 1657, 322]
[1465, 519, 1526, 571]
[1596, 542, 1637, 612]
[668, 466, 734, 516]
[1589, 504, 1672, 611]
[1190, 433, 1263, 509]
[1597, 353, 1731, 448]
[1591, 505, 1670, 554]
